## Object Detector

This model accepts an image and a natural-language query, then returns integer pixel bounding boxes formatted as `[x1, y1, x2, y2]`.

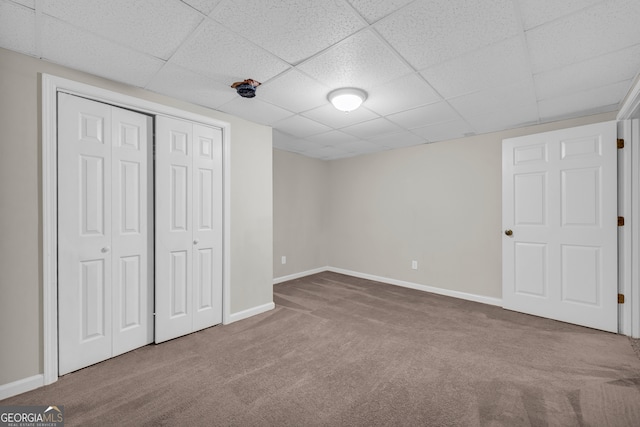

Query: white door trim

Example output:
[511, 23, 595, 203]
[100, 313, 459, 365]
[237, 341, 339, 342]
[42, 73, 232, 384]
[617, 76, 640, 338]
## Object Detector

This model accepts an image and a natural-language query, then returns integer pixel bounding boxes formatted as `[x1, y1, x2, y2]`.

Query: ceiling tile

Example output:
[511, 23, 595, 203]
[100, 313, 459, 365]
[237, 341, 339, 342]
[328, 151, 359, 160]
[302, 104, 379, 129]
[42, 0, 203, 60]
[170, 20, 290, 86]
[421, 37, 532, 99]
[375, 0, 520, 69]
[212, 0, 365, 64]
[170, 22, 289, 85]
[0, 1, 36, 56]
[387, 102, 460, 129]
[347, 0, 415, 24]
[41, 16, 165, 88]
[464, 103, 540, 134]
[218, 96, 293, 125]
[365, 73, 442, 116]
[538, 79, 631, 121]
[516, 0, 604, 30]
[272, 115, 333, 138]
[273, 130, 306, 153]
[277, 138, 327, 155]
[340, 139, 386, 154]
[181, 0, 222, 15]
[534, 44, 640, 100]
[341, 117, 403, 139]
[297, 29, 413, 90]
[526, 0, 640, 73]
[258, 69, 330, 112]
[302, 145, 353, 160]
[9, 0, 34, 8]
[448, 80, 537, 119]
[145, 62, 237, 109]
[410, 119, 475, 142]
[367, 131, 426, 149]
[305, 130, 361, 145]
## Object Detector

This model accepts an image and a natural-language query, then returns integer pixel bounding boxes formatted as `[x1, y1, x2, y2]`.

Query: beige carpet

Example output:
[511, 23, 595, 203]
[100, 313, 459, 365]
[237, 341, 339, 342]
[3, 271, 640, 426]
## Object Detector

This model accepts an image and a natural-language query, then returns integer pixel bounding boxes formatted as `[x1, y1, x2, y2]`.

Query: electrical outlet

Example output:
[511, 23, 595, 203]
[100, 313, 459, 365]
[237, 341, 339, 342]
[411, 260, 418, 270]
[281, 256, 287, 265]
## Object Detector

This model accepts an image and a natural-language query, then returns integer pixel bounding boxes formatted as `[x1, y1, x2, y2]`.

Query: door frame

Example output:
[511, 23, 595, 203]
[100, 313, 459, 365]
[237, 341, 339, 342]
[617, 75, 640, 338]
[42, 74, 231, 384]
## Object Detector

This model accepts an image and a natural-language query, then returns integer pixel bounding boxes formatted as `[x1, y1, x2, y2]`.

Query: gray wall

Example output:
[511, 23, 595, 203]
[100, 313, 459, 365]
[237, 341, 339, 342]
[273, 112, 617, 300]
[273, 150, 329, 278]
[0, 48, 273, 386]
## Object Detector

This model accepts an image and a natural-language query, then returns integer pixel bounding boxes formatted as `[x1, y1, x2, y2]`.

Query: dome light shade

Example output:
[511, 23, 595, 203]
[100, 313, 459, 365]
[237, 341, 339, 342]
[328, 88, 367, 112]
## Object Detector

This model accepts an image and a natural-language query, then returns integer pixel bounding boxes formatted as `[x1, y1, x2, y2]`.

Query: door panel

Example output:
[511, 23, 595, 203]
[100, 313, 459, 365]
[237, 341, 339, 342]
[80, 155, 106, 235]
[119, 255, 141, 328]
[514, 173, 546, 225]
[561, 245, 600, 305]
[170, 250, 189, 317]
[80, 259, 108, 340]
[514, 242, 547, 297]
[502, 121, 617, 332]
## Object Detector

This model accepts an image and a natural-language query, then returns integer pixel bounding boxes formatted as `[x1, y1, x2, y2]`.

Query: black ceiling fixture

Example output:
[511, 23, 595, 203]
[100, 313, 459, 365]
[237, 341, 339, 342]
[231, 79, 261, 98]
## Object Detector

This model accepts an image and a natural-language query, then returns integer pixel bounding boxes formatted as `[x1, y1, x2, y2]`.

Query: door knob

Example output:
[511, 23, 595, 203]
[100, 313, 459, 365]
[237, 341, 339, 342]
[193, 239, 199, 245]
[101, 246, 110, 253]
[505, 230, 513, 236]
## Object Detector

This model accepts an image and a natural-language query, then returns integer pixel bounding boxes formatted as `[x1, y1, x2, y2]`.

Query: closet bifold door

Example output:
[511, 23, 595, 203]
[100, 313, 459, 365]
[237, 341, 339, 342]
[58, 93, 153, 375]
[155, 116, 223, 343]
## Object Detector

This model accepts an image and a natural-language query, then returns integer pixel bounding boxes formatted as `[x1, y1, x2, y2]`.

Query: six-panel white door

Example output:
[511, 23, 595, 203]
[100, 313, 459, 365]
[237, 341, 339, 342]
[502, 121, 618, 332]
[155, 116, 223, 343]
[58, 93, 153, 374]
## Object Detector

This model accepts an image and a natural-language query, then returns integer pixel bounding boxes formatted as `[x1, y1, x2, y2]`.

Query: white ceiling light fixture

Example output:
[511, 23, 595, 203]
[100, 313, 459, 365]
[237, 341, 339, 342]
[328, 88, 368, 112]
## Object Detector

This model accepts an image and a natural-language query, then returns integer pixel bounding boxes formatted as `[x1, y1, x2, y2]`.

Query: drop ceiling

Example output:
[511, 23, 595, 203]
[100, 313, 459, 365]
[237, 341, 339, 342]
[1, 0, 640, 160]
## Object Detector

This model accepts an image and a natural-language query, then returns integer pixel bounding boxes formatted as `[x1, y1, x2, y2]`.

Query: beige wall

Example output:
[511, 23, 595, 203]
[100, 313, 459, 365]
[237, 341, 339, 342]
[273, 149, 329, 278]
[326, 113, 617, 299]
[0, 48, 273, 386]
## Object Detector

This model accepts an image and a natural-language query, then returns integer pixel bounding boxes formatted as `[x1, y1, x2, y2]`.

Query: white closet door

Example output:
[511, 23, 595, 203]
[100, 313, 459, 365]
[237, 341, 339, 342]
[192, 124, 223, 330]
[155, 117, 194, 342]
[58, 94, 113, 375]
[111, 107, 154, 355]
[58, 93, 152, 375]
[155, 116, 222, 343]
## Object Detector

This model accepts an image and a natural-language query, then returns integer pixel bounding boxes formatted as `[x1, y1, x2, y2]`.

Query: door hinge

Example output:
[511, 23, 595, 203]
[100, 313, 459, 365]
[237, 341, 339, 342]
[618, 294, 625, 304]
[618, 216, 625, 226]
[617, 138, 624, 149]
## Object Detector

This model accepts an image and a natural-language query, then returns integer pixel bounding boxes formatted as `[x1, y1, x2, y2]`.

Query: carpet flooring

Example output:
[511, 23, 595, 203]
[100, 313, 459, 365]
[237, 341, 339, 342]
[3, 271, 640, 426]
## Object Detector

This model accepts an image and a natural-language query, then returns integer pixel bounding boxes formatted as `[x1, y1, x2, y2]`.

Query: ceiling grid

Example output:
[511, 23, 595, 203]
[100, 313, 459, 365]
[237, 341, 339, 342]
[1, 0, 638, 159]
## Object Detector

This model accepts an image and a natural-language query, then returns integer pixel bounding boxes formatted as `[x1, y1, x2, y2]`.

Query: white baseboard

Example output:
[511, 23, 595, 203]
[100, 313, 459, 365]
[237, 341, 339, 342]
[326, 267, 503, 307]
[272, 266, 502, 307]
[273, 266, 329, 285]
[226, 302, 275, 324]
[0, 374, 44, 400]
